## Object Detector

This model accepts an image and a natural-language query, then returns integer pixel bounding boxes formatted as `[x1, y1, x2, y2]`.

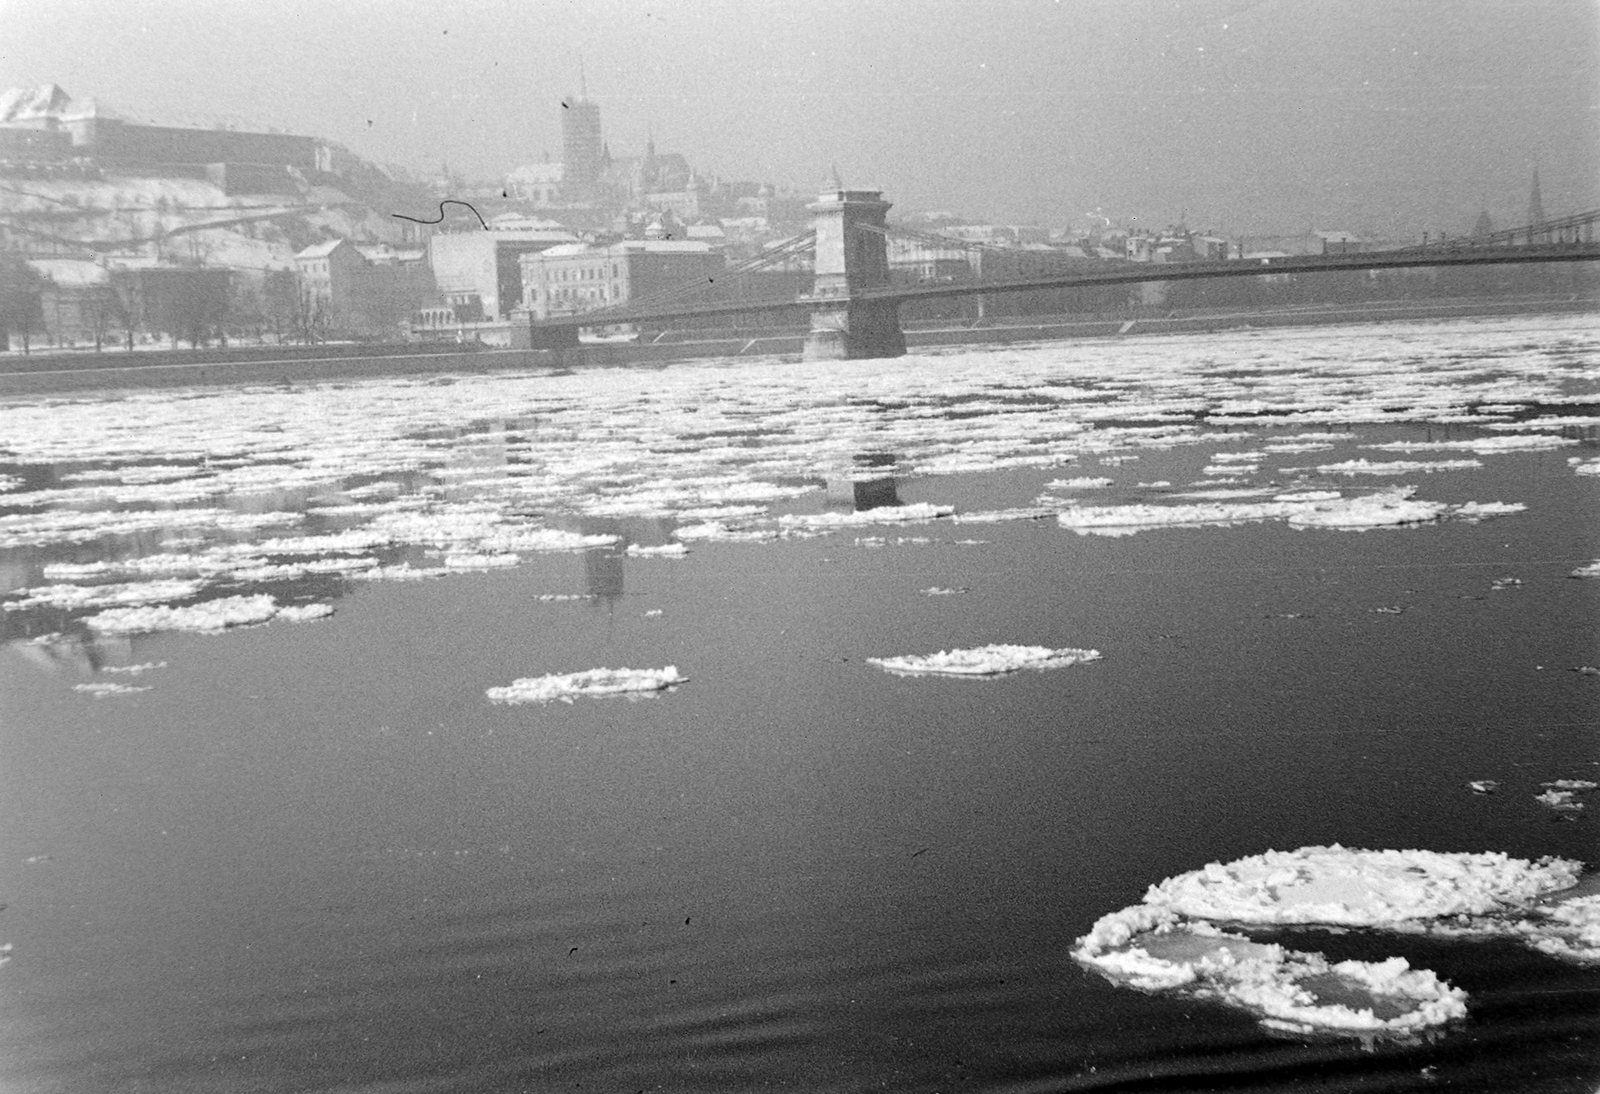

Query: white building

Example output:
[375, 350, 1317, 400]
[520, 239, 723, 320]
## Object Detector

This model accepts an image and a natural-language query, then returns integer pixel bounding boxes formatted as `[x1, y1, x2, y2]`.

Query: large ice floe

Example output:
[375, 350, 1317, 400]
[486, 666, 687, 704]
[1052, 486, 1492, 533]
[1076, 846, 1599, 1039]
[83, 595, 333, 635]
[868, 644, 1101, 676]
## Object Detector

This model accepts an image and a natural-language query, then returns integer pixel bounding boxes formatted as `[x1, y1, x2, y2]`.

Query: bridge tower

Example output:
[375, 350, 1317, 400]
[802, 179, 905, 360]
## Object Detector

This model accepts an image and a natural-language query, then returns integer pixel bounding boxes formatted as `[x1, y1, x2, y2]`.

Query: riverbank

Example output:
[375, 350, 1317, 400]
[2, 293, 1593, 396]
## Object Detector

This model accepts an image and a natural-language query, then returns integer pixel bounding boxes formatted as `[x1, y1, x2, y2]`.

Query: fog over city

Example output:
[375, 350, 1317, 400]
[3, 0, 1596, 235]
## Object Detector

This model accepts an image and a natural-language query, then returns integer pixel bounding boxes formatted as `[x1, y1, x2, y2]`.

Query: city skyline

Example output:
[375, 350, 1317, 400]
[1, 0, 1597, 237]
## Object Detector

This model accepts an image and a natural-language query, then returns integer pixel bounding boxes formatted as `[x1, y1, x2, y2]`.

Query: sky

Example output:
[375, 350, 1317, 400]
[1, 0, 1597, 237]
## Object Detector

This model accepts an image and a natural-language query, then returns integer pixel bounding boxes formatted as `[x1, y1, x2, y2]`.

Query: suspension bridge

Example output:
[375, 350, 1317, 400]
[529, 185, 1600, 360]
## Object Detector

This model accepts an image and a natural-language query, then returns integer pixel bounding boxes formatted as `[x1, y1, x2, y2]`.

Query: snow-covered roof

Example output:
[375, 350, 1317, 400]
[26, 258, 109, 286]
[296, 240, 348, 259]
[615, 240, 715, 253]
[488, 212, 567, 231]
[536, 243, 592, 258]
[0, 84, 73, 124]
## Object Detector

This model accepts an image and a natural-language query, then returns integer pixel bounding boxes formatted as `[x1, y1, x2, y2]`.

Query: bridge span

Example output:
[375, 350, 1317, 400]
[529, 188, 1600, 361]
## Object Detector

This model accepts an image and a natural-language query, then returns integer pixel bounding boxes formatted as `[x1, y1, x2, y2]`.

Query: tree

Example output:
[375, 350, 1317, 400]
[0, 253, 46, 354]
[262, 269, 299, 344]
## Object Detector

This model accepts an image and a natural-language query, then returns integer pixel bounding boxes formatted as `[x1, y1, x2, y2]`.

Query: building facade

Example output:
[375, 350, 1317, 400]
[427, 219, 577, 321]
[520, 240, 723, 320]
[294, 239, 434, 335]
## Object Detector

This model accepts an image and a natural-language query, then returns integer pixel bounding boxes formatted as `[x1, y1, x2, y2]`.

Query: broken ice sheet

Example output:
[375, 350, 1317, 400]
[84, 595, 332, 635]
[1074, 845, 1599, 1039]
[486, 666, 687, 705]
[1074, 904, 1467, 1038]
[868, 644, 1101, 677]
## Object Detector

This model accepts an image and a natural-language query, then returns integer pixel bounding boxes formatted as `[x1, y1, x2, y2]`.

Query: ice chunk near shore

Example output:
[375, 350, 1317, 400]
[1075, 845, 1599, 1037]
[486, 666, 686, 704]
[868, 644, 1101, 676]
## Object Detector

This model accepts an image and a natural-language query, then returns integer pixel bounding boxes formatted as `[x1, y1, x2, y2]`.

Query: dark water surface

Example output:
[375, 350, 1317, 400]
[1, 334, 1598, 1092]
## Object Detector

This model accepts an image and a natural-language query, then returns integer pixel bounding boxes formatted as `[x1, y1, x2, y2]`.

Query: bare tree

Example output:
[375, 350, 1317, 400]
[0, 253, 46, 355]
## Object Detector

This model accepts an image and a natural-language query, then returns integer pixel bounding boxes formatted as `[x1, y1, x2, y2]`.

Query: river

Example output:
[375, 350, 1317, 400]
[1, 314, 1597, 1092]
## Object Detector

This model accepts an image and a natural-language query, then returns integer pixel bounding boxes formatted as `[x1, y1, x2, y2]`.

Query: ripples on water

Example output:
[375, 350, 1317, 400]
[0, 316, 1598, 1092]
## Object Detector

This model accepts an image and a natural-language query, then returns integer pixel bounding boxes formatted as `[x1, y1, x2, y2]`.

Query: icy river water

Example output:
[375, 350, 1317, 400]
[1, 315, 1598, 1092]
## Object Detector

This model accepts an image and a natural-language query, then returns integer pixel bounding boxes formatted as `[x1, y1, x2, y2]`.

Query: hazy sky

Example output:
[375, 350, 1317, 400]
[2, 0, 1596, 236]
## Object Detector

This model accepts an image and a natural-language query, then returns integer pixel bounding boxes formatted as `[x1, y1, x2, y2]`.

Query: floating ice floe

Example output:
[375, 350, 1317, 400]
[1312, 459, 1483, 476]
[1364, 436, 1578, 454]
[1044, 477, 1113, 489]
[625, 542, 690, 557]
[101, 661, 166, 675]
[922, 587, 968, 596]
[1572, 458, 1600, 476]
[1272, 490, 1341, 502]
[1571, 561, 1600, 578]
[4, 579, 205, 612]
[854, 535, 932, 548]
[1075, 845, 1599, 1038]
[1467, 780, 1498, 794]
[950, 506, 1060, 524]
[84, 595, 332, 635]
[1453, 501, 1526, 521]
[867, 643, 1101, 677]
[486, 666, 687, 704]
[1053, 488, 1459, 533]
[777, 502, 954, 530]
[671, 520, 779, 543]
[442, 553, 520, 569]
[72, 682, 151, 698]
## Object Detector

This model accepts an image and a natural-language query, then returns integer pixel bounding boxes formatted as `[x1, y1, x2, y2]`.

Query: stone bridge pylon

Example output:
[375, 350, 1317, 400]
[802, 177, 906, 360]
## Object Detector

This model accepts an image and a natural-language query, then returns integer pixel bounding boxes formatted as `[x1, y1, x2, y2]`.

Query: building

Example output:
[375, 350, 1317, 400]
[427, 217, 577, 321]
[0, 84, 321, 175]
[295, 239, 434, 335]
[505, 161, 565, 207]
[560, 94, 604, 194]
[520, 239, 723, 320]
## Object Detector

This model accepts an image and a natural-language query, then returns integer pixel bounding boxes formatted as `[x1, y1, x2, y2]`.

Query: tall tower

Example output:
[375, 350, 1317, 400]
[1527, 168, 1546, 227]
[560, 66, 603, 193]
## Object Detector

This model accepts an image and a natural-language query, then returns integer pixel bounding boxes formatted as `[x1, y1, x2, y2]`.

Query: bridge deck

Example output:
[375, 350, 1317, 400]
[533, 242, 1600, 330]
